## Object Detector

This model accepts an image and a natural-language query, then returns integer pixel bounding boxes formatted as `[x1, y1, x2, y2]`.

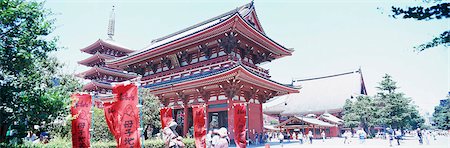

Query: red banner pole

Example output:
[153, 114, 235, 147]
[90, 93, 95, 146]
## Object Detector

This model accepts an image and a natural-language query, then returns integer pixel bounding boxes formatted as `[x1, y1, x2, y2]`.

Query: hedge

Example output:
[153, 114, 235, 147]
[0, 137, 196, 148]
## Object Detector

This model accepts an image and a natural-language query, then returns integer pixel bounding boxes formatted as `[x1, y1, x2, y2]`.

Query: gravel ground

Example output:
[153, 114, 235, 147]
[230, 136, 450, 148]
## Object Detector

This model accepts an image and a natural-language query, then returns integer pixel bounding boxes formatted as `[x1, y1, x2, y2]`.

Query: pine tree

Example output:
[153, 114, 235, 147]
[433, 96, 450, 130]
[374, 74, 424, 129]
[342, 99, 359, 129]
[391, 1, 449, 51]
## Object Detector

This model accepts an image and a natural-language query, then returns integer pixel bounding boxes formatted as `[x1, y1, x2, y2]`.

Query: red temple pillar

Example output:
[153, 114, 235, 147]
[313, 125, 316, 138]
[227, 98, 234, 140]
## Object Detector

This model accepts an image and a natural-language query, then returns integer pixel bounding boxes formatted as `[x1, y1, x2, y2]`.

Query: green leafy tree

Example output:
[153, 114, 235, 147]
[38, 59, 82, 140]
[0, 0, 82, 143]
[391, 1, 449, 51]
[433, 96, 450, 130]
[140, 88, 161, 139]
[92, 108, 114, 142]
[343, 96, 376, 135]
[374, 74, 424, 130]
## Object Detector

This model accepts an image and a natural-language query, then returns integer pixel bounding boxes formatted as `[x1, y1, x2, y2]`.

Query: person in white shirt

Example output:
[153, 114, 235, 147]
[321, 131, 326, 142]
[307, 131, 313, 144]
[278, 132, 284, 147]
[206, 130, 213, 148]
[356, 128, 367, 144]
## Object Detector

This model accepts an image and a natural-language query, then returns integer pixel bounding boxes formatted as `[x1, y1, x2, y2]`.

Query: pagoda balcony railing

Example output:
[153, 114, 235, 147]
[142, 56, 229, 81]
[87, 77, 125, 83]
[239, 58, 270, 77]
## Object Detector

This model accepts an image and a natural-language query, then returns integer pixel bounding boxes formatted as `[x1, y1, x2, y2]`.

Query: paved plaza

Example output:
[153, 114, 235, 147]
[232, 136, 450, 148]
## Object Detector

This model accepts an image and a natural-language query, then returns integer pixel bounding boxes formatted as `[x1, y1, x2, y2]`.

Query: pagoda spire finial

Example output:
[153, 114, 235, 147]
[107, 5, 115, 40]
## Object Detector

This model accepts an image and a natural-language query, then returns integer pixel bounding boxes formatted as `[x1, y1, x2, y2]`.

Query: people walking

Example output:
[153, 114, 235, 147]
[386, 128, 394, 147]
[307, 130, 313, 144]
[286, 132, 290, 142]
[424, 130, 430, 145]
[343, 131, 351, 144]
[163, 121, 185, 148]
[292, 132, 297, 141]
[394, 129, 402, 145]
[321, 131, 326, 142]
[356, 128, 366, 144]
[298, 132, 304, 144]
[278, 132, 284, 147]
[206, 130, 213, 148]
[259, 132, 263, 144]
[215, 128, 230, 148]
[417, 128, 423, 145]
[254, 132, 259, 145]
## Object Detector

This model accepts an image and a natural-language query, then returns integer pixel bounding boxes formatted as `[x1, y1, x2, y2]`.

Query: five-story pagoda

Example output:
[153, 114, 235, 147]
[77, 6, 137, 94]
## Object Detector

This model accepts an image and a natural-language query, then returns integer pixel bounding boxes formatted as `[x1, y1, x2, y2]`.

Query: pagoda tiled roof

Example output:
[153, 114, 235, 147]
[80, 39, 134, 54]
[77, 66, 138, 79]
[82, 81, 113, 91]
[108, 2, 293, 66]
[77, 52, 116, 66]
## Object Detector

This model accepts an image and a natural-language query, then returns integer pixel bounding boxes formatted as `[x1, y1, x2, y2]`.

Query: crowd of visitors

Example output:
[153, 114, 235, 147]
[160, 125, 448, 148]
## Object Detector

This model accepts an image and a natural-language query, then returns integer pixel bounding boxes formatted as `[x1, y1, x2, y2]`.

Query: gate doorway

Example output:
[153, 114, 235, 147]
[208, 111, 228, 130]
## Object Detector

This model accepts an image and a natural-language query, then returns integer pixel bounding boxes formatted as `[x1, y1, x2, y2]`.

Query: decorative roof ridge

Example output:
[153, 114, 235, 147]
[150, 2, 253, 44]
[80, 39, 134, 54]
[237, 62, 296, 89]
[109, 13, 238, 64]
[82, 80, 113, 91]
[78, 52, 116, 65]
[77, 65, 138, 78]
[108, 12, 291, 65]
[234, 14, 294, 53]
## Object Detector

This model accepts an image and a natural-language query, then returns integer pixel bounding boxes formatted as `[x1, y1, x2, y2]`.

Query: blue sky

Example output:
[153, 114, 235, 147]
[45, 0, 448, 113]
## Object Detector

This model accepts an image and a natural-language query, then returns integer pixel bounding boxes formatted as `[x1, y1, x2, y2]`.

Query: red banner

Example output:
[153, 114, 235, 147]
[103, 102, 120, 144]
[70, 93, 92, 148]
[113, 83, 141, 148]
[160, 107, 173, 129]
[234, 103, 247, 148]
[192, 105, 206, 148]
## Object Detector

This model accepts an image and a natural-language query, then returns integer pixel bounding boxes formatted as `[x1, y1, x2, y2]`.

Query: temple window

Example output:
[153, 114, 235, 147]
[199, 56, 207, 62]
[210, 52, 217, 58]
[218, 95, 227, 100]
[191, 58, 198, 63]
[180, 61, 188, 66]
[218, 51, 226, 56]
[192, 71, 200, 75]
